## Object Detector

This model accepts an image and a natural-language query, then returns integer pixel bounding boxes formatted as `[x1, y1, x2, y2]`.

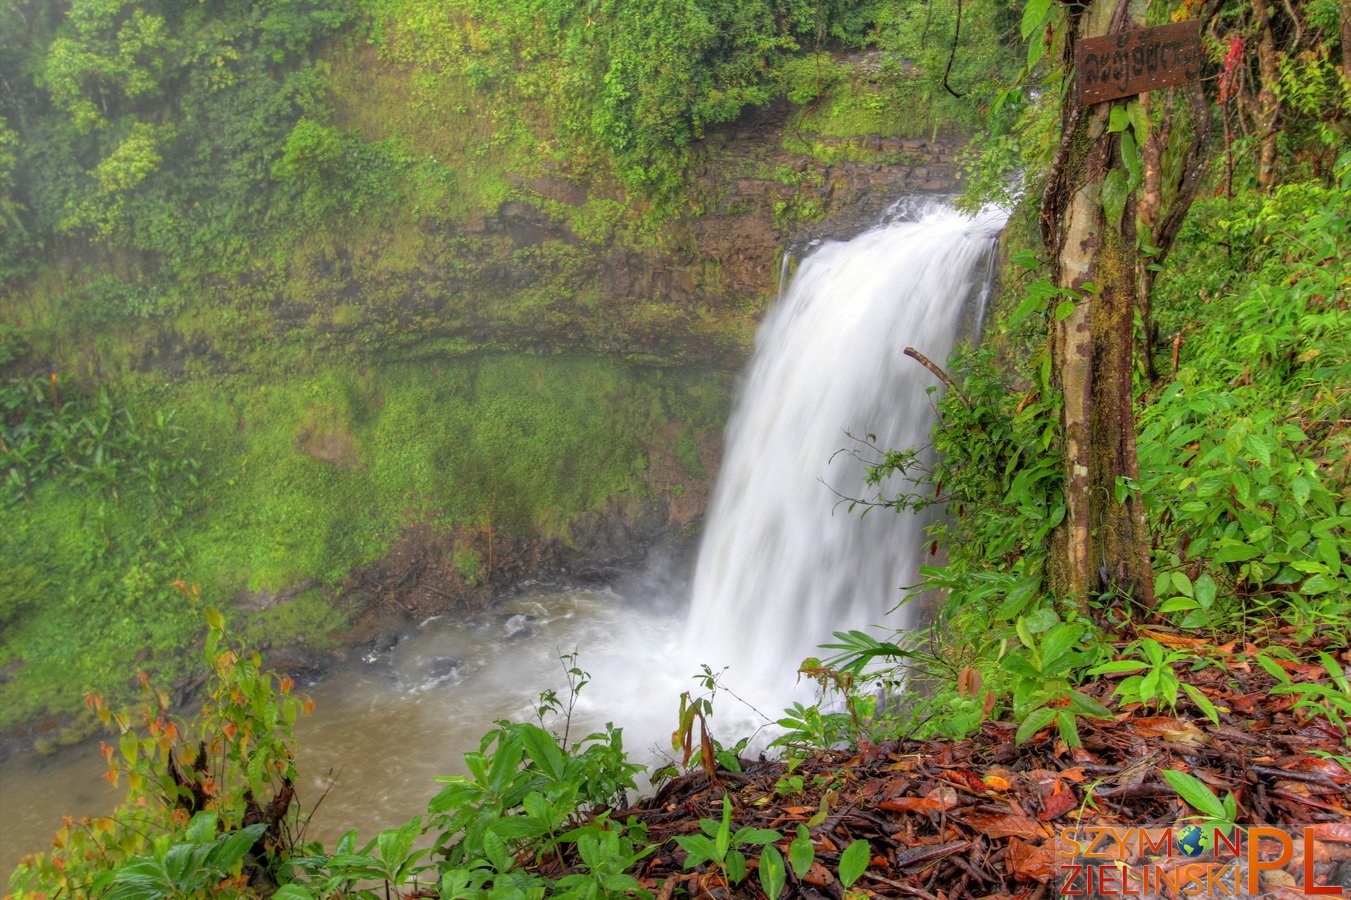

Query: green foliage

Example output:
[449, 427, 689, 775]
[674, 795, 781, 886]
[1144, 177, 1351, 640]
[9, 601, 308, 898]
[1162, 769, 1238, 828]
[91, 812, 268, 900]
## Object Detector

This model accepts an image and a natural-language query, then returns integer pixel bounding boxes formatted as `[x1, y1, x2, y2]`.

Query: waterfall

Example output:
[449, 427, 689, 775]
[683, 202, 1007, 707]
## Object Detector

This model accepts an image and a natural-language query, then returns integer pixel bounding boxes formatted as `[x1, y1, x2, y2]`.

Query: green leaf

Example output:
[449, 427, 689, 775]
[1181, 684, 1220, 725]
[1161, 770, 1227, 820]
[273, 886, 316, 900]
[1039, 623, 1085, 671]
[715, 796, 732, 860]
[481, 829, 511, 872]
[204, 824, 267, 874]
[759, 845, 787, 900]
[1015, 706, 1058, 745]
[1054, 299, 1077, 321]
[1108, 105, 1130, 133]
[1317, 537, 1341, 572]
[726, 849, 747, 884]
[676, 833, 720, 869]
[1126, 99, 1148, 141]
[1056, 709, 1082, 748]
[1020, 0, 1053, 38]
[120, 731, 139, 765]
[1170, 572, 1194, 598]
[518, 724, 565, 781]
[996, 572, 1043, 620]
[1120, 130, 1142, 188]
[1090, 660, 1149, 675]
[186, 811, 217, 844]
[1194, 573, 1217, 609]
[377, 817, 420, 873]
[1067, 690, 1114, 719]
[789, 826, 815, 879]
[838, 839, 870, 888]
[1254, 653, 1291, 683]
[733, 827, 783, 846]
[1302, 574, 1340, 595]
[1320, 652, 1350, 694]
[1292, 476, 1312, 506]
[1158, 597, 1200, 613]
[1102, 168, 1128, 230]
[1213, 542, 1261, 563]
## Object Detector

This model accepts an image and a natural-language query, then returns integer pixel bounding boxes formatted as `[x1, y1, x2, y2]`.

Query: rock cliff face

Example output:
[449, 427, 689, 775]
[319, 120, 968, 633]
[262, 105, 966, 373]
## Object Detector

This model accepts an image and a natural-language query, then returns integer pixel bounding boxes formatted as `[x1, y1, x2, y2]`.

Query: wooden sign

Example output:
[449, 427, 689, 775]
[1076, 20, 1202, 105]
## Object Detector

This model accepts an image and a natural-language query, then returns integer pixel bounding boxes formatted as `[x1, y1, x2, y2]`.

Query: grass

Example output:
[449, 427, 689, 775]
[0, 356, 730, 732]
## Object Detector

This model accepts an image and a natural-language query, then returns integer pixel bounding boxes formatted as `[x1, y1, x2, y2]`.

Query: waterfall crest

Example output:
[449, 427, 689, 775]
[683, 203, 1006, 706]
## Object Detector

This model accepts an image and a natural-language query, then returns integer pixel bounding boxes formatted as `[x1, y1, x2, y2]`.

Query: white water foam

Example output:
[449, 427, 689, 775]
[681, 202, 1007, 712]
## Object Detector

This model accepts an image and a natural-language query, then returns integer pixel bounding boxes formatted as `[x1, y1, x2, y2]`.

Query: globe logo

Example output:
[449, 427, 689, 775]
[1176, 824, 1211, 858]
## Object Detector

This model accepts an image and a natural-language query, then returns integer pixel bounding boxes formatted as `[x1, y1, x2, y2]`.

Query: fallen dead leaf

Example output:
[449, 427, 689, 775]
[1006, 837, 1057, 883]
[958, 813, 1048, 841]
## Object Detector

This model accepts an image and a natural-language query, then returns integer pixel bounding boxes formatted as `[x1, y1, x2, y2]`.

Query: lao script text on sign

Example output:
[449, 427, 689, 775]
[1076, 20, 1202, 105]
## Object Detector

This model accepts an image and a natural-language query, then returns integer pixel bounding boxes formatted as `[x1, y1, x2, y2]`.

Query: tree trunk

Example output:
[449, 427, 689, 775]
[1251, 0, 1281, 188]
[1041, 0, 1155, 613]
[1343, 0, 1351, 76]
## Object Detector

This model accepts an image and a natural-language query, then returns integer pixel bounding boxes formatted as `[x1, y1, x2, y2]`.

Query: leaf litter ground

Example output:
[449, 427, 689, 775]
[541, 629, 1351, 899]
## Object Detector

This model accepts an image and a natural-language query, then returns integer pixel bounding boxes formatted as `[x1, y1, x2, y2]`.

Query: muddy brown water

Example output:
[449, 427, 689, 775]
[0, 586, 696, 877]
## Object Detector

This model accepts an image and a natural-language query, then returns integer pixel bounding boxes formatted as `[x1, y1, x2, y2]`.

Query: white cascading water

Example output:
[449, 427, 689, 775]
[683, 201, 1007, 708]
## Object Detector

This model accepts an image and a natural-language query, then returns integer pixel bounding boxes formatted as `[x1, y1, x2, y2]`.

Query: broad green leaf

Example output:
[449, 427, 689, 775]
[759, 845, 787, 900]
[838, 839, 870, 888]
[1021, 0, 1053, 38]
[1067, 690, 1114, 719]
[377, 817, 420, 873]
[1213, 542, 1261, 563]
[726, 849, 747, 883]
[1162, 770, 1227, 820]
[120, 731, 139, 765]
[995, 572, 1043, 620]
[733, 827, 783, 846]
[1120, 130, 1142, 188]
[1194, 573, 1217, 609]
[1015, 706, 1058, 745]
[186, 810, 217, 844]
[790, 826, 815, 878]
[1126, 99, 1148, 141]
[1054, 299, 1077, 321]
[481, 829, 511, 872]
[1056, 709, 1082, 748]
[204, 824, 268, 873]
[1040, 623, 1085, 671]
[1170, 572, 1194, 598]
[1317, 537, 1341, 572]
[1254, 654, 1290, 683]
[1090, 660, 1149, 675]
[1158, 597, 1199, 613]
[273, 886, 316, 900]
[519, 724, 564, 781]
[675, 833, 720, 869]
[1302, 574, 1339, 595]
[1108, 105, 1130, 133]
